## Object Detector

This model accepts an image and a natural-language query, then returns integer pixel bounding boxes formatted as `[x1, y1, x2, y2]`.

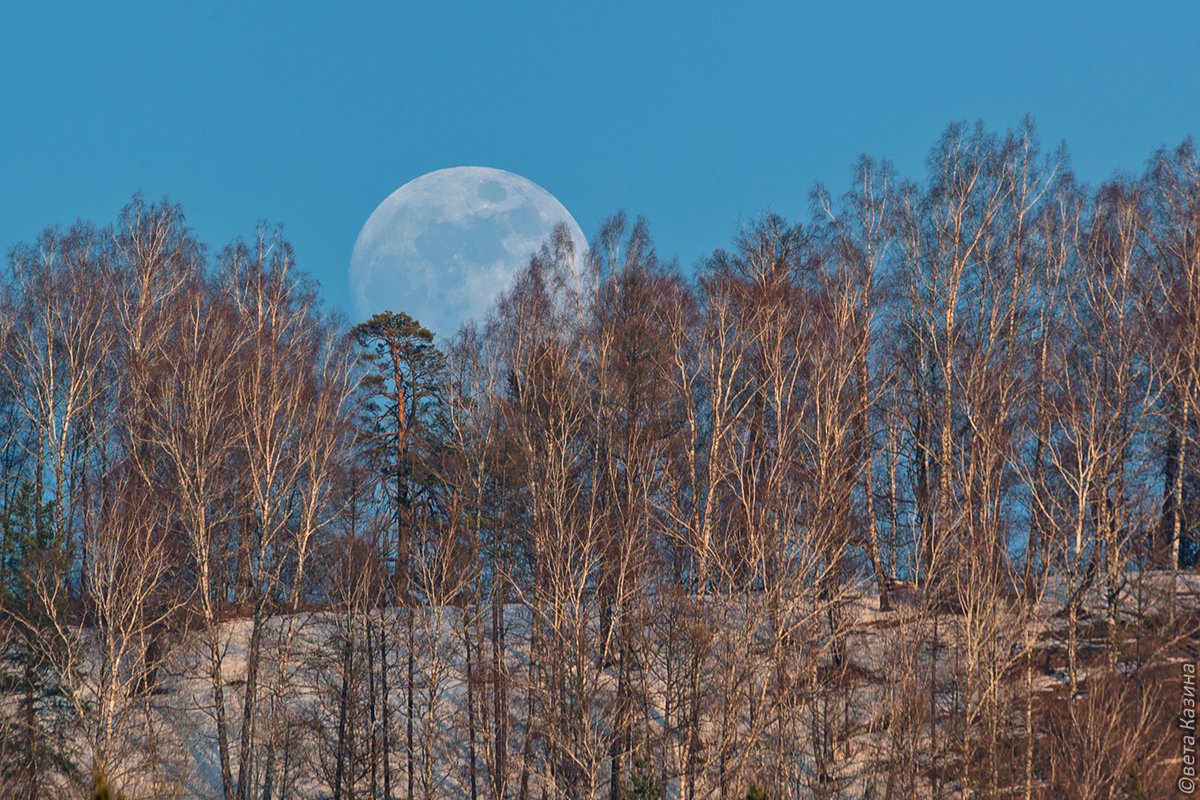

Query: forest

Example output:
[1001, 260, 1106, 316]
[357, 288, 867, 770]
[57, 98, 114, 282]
[1, 120, 1198, 799]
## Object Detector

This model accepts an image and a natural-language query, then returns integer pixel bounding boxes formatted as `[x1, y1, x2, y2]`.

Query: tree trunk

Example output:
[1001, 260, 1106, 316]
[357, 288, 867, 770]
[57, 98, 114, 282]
[237, 603, 267, 800]
[465, 608, 479, 800]
[333, 627, 352, 800]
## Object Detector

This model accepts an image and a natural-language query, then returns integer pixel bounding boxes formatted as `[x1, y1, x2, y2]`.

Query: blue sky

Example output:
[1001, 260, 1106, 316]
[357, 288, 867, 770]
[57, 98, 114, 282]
[2, 1, 1198, 317]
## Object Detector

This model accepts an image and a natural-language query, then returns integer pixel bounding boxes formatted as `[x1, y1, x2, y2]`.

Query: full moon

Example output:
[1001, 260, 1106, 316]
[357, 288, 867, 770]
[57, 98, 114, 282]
[349, 166, 587, 337]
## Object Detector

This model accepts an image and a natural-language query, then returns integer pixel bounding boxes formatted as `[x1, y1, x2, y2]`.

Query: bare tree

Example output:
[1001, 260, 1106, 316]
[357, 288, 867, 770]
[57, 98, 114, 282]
[138, 271, 246, 800]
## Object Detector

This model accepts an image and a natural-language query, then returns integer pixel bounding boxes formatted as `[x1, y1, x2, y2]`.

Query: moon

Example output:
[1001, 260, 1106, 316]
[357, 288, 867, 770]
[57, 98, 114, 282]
[350, 166, 587, 337]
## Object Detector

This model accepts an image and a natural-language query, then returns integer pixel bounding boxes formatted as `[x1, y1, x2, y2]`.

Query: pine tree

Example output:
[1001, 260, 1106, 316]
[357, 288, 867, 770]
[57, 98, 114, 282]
[351, 311, 444, 599]
[1121, 762, 1149, 799]
[621, 753, 665, 800]
[0, 481, 75, 795]
[351, 310, 445, 800]
[745, 782, 769, 800]
[90, 769, 129, 800]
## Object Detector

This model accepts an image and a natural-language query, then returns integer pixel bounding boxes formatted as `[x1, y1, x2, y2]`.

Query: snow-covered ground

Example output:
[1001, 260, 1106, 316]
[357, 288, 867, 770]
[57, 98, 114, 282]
[6, 570, 1196, 798]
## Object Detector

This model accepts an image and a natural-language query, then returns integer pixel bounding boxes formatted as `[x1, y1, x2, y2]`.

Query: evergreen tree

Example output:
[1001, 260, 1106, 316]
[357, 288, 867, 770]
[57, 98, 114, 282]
[745, 782, 769, 800]
[620, 753, 665, 800]
[1121, 762, 1149, 800]
[90, 769, 129, 800]
[0, 482, 75, 795]
[351, 310, 445, 800]
[351, 310, 444, 598]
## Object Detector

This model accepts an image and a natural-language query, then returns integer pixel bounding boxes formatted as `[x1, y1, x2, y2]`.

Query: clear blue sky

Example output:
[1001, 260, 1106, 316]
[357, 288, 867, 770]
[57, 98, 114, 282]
[2, 1, 1198, 317]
